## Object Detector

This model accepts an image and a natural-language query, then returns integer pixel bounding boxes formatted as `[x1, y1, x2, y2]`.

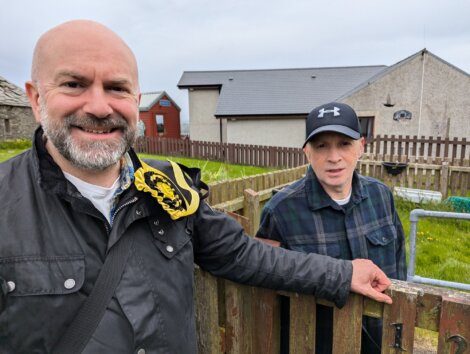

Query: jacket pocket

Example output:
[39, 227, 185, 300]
[364, 224, 396, 246]
[0, 255, 85, 352]
[0, 255, 85, 296]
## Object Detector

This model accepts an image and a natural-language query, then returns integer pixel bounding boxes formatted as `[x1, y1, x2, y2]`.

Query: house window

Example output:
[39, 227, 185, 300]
[156, 115, 164, 135]
[4, 119, 10, 134]
[359, 116, 374, 141]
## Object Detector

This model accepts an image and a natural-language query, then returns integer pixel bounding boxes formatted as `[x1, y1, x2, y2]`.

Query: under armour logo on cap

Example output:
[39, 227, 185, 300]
[303, 102, 361, 147]
[318, 107, 341, 118]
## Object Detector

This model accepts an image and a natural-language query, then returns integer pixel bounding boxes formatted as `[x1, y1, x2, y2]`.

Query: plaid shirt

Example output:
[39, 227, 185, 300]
[257, 166, 406, 280]
[257, 166, 406, 353]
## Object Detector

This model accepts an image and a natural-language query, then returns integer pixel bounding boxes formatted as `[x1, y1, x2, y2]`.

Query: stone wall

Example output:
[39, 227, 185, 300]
[0, 105, 37, 140]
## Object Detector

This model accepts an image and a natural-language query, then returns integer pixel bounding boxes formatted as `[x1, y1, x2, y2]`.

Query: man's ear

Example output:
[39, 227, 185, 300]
[303, 144, 310, 159]
[25, 81, 42, 124]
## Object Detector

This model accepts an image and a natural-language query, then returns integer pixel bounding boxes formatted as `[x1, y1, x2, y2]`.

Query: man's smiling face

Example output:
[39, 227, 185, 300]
[27, 20, 141, 170]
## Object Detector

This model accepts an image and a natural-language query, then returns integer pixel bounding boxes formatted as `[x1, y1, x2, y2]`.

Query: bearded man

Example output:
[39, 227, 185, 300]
[0, 21, 392, 353]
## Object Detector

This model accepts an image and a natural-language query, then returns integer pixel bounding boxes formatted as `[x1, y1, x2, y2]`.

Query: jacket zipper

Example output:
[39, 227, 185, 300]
[106, 196, 139, 232]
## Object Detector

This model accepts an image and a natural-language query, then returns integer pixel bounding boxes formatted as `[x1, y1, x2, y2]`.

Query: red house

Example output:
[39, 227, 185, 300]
[138, 91, 181, 138]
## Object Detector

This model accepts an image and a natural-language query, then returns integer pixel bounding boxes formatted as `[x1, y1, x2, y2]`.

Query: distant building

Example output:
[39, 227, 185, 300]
[0, 75, 37, 140]
[139, 91, 181, 139]
[178, 49, 470, 147]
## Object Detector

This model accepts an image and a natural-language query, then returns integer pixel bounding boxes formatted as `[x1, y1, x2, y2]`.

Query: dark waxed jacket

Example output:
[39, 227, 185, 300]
[0, 129, 352, 353]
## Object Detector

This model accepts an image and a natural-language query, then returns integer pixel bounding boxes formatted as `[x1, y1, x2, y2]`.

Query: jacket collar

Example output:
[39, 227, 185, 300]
[305, 166, 368, 211]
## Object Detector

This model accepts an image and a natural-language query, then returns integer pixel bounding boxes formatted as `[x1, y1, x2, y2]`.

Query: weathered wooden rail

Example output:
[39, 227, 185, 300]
[193, 187, 470, 353]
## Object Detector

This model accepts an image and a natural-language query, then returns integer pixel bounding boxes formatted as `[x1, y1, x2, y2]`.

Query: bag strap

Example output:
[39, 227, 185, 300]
[53, 234, 134, 354]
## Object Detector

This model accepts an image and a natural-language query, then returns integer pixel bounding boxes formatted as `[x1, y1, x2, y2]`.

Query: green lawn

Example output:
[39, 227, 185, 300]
[396, 198, 470, 285]
[139, 153, 276, 184]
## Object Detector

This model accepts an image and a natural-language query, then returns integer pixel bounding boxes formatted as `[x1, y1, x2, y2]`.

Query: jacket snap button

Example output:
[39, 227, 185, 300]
[382, 237, 387, 242]
[64, 279, 76, 290]
[154, 220, 159, 226]
[135, 209, 143, 216]
[7, 281, 15, 293]
[137, 349, 146, 354]
[166, 245, 174, 253]
[158, 229, 165, 235]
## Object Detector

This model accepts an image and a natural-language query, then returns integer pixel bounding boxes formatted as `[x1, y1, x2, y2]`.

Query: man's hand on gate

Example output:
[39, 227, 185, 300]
[350, 259, 393, 304]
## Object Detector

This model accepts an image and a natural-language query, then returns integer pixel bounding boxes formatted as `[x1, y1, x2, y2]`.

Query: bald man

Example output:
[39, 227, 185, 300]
[0, 20, 392, 353]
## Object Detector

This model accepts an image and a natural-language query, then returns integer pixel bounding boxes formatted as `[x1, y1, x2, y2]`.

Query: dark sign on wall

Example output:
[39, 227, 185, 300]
[393, 110, 412, 121]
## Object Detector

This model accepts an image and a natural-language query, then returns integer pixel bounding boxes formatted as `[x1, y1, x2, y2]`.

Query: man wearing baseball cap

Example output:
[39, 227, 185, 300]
[257, 102, 406, 353]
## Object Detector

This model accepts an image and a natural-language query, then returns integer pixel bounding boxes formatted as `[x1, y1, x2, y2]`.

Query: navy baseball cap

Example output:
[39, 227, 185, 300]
[303, 102, 361, 147]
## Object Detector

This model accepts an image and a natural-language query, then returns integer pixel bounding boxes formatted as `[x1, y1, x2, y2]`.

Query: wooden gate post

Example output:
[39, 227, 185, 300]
[440, 160, 450, 199]
[243, 189, 260, 235]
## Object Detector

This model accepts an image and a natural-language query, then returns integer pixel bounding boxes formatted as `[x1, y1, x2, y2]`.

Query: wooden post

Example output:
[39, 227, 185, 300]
[225, 281, 253, 354]
[252, 288, 280, 354]
[194, 267, 222, 354]
[243, 189, 260, 236]
[332, 293, 363, 353]
[381, 287, 417, 353]
[440, 160, 449, 199]
[437, 296, 470, 354]
[289, 294, 317, 354]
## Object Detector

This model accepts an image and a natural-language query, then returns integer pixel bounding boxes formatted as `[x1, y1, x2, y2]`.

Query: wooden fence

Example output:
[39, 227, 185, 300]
[134, 135, 470, 168]
[193, 186, 470, 354]
[365, 135, 470, 163]
[359, 156, 470, 198]
[135, 137, 307, 168]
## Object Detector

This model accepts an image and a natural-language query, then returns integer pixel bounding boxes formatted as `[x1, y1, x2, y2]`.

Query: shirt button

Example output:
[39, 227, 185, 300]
[7, 281, 15, 293]
[64, 279, 76, 290]
[166, 245, 174, 253]
[137, 349, 146, 354]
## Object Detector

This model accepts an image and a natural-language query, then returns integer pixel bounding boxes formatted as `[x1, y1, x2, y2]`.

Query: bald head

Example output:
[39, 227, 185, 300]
[31, 20, 139, 87]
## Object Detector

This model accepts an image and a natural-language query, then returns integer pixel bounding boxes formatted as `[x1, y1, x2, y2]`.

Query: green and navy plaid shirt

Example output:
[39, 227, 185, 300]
[257, 166, 406, 280]
[257, 166, 406, 354]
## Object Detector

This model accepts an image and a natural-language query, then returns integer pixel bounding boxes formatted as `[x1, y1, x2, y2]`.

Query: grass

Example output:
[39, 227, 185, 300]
[396, 197, 470, 285]
[0, 149, 28, 163]
[139, 153, 276, 183]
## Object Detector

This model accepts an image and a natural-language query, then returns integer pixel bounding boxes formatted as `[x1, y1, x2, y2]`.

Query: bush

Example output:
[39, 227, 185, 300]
[0, 139, 32, 149]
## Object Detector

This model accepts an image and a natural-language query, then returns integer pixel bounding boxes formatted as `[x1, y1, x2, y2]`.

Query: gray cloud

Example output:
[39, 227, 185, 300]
[1, 0, 468, 122]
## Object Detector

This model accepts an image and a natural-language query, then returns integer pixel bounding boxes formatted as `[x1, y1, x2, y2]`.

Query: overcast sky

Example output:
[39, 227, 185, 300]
[1, 0, 469, 122]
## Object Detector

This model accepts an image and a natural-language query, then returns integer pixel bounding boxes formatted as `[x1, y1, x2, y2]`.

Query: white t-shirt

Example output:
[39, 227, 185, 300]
[63, 172, 120, 224]
[332, 190, 352, 206]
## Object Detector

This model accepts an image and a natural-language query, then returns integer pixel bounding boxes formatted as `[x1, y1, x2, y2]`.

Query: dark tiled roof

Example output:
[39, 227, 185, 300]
[0, 76, 30, 107]
[178, 65, 386, 116]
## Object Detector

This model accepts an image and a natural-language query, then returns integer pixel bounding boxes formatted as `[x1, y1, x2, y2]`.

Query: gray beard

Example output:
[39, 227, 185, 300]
[40, 104, 136, 171]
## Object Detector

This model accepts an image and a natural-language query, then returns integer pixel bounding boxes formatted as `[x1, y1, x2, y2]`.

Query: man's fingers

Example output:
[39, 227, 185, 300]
[365, 287, 393, 304]
[351, 259, 393, 304]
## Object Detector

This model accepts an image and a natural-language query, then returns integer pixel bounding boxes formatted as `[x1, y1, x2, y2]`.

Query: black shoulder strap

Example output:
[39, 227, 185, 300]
[52, 234, 134, 354]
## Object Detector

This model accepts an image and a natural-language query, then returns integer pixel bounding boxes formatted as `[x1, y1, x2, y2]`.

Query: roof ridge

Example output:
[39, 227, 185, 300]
[141, 90, 164, 95]
[182, 65, 387, 74]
